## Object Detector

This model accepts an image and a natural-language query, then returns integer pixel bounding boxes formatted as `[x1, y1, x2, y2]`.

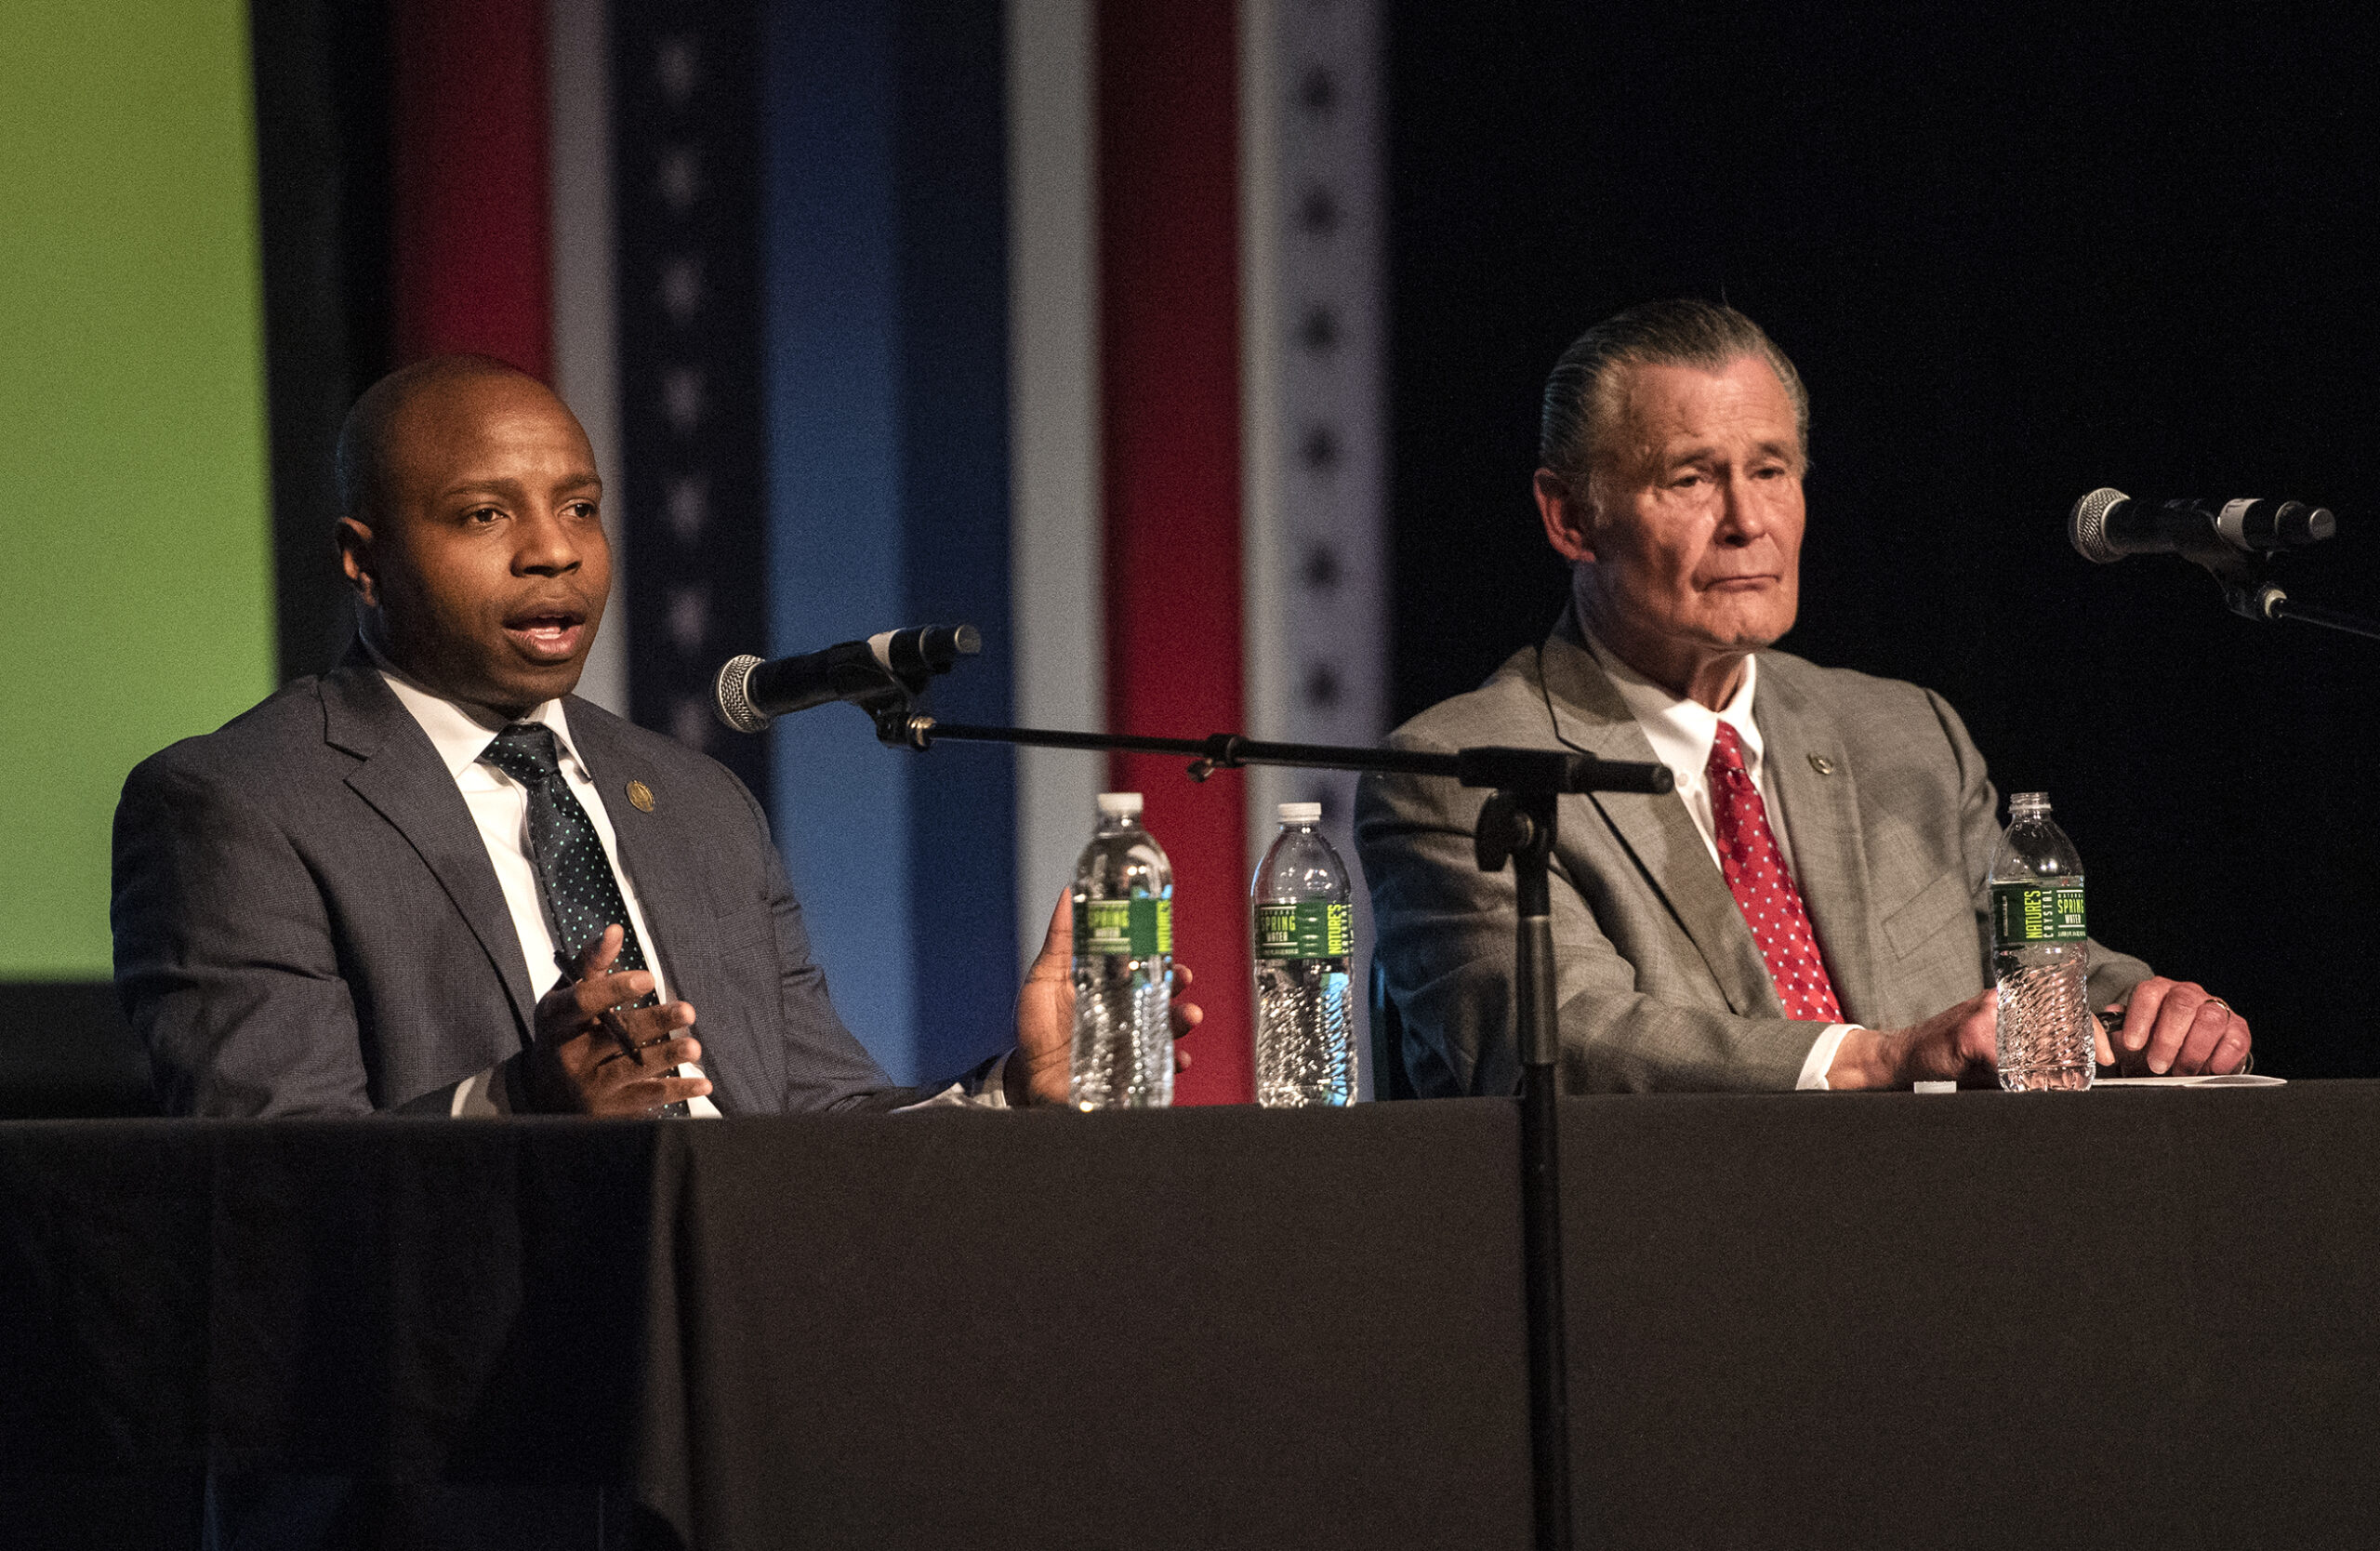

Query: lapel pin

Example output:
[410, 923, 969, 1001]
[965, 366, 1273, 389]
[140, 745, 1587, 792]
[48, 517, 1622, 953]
[627, 780, 655, 813]
[1807, 755, 1835, 776]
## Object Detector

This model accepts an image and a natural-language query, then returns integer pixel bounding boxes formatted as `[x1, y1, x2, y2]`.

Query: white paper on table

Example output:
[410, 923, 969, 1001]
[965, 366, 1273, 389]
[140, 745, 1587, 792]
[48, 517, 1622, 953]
[2093, 1073, 2286, 1088]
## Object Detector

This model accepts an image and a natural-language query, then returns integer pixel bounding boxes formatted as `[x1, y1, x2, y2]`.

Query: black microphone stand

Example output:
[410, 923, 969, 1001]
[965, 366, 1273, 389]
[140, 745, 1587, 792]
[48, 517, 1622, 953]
[2254, 590, 2380, 643]
[2161, 528, 2380, 643]
[832, 682, 1673, 1551]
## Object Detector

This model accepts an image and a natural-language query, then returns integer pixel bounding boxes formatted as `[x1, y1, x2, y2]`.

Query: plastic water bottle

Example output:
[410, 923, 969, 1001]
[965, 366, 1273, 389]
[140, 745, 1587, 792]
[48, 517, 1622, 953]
[1069, 792, 1175, 1109]
[1251, 802, 1356, 1107]
[1987, 791, 2093, 1091]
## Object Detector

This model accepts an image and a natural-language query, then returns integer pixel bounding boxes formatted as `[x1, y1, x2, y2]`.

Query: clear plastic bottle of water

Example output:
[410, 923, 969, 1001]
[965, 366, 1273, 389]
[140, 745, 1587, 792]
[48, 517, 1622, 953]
[1987, 791, 2093, 1091]
[1251, 802, 1356, 1107]
[1069, 792, 1175, 1109]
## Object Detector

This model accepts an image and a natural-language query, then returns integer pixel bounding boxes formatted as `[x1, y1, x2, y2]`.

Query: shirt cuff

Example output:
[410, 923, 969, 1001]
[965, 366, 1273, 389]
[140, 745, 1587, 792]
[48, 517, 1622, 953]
[680, 1064, 723, 1118]
[1795, 1025, 1861, 1091]
[892, 1051, 1014, 1111]
[450, 1058, 720, 1116]
[450, 1065, 507, 1117]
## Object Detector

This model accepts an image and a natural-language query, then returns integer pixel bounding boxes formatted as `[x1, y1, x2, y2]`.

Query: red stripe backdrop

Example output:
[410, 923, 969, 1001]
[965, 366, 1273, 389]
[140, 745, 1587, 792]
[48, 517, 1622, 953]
[390, 0, 552, 379]
[1098, 0, 1252, 1105]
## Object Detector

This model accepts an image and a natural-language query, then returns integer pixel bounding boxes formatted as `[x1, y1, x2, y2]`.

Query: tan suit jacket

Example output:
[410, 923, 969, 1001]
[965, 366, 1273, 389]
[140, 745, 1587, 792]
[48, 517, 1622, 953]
[1355, 614, 2152, 1094]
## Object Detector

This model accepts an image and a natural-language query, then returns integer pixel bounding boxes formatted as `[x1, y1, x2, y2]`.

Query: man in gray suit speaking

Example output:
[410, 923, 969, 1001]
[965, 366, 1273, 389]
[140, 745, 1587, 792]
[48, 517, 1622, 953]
[1357, 300, 2250, 1095]
[112, 354, 1195, 1117]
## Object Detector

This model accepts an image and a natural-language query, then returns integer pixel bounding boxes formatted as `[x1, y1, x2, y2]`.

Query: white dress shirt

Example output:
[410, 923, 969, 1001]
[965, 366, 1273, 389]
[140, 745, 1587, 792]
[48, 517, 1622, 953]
[372, 662, 722, 1117]
[1580, 632, 1857, 1090]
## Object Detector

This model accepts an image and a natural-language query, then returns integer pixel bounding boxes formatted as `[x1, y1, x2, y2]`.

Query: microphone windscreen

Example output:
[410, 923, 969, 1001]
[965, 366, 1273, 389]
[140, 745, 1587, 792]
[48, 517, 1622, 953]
[713, 655, 770, 734]
[2069, 487, 2130, 563]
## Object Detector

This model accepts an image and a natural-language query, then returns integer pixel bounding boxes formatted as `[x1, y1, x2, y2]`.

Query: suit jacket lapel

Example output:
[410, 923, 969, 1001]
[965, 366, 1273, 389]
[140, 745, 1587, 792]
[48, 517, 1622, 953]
[564, 704, 720, 1013]
[1536, 619, 1778, 1015]
[321, 655, 540, 1039]
[1753, 666, 1883, 1026]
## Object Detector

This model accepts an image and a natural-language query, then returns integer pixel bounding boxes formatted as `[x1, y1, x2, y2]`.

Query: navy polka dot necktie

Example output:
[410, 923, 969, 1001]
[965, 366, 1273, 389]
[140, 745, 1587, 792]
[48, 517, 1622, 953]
[481, 723, 689, 1115]
[1706, 722, 1843, 1022]
[480, 722, 651, 980]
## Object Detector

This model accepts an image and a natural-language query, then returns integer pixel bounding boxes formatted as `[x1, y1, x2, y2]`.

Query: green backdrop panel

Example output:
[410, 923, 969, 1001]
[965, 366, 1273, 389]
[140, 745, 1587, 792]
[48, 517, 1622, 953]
[0, 0, 274, 977]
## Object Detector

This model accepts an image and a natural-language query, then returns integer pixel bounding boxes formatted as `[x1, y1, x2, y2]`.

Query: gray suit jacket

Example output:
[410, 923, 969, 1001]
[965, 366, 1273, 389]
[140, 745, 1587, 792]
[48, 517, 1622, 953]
[1355, 615, 2152, 1095]
[112, 650, 911, 1117]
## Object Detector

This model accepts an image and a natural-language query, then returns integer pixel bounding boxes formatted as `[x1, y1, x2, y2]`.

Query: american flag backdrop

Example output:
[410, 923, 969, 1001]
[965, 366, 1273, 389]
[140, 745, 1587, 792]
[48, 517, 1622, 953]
[298, 0, 1389, 1098]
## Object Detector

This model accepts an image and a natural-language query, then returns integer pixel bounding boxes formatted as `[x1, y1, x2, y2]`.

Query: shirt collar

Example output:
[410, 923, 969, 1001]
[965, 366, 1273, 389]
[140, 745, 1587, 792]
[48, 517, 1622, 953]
[1579, 626, 1764, 786]
[363, 638, 585, 782]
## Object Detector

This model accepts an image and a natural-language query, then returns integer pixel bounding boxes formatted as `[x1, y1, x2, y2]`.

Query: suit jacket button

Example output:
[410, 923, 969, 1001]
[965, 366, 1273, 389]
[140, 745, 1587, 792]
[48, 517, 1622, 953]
[1807, 755, 1835, 776]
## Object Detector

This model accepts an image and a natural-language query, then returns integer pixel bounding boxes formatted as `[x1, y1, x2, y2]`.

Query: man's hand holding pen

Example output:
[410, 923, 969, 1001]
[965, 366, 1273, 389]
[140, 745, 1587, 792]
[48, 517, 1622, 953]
[525, 923, 715, 1115]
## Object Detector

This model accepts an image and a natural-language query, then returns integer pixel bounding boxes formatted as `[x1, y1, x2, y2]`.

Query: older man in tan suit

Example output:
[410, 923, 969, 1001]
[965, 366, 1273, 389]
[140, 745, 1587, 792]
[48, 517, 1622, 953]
[1356, 300, 2253, 1094]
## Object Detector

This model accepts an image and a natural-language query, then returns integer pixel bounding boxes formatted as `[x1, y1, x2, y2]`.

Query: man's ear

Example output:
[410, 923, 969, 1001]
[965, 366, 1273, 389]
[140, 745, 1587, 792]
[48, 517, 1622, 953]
[1534, 469, 1596, 564]
[336, 516, 380, 608]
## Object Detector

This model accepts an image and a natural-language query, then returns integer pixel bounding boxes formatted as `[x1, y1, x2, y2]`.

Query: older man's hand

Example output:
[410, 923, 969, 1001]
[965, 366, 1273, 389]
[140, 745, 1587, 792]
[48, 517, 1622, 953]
[1826, 988, 1999, 1089]
[1827, 974, 2254, 1091]
[2095, 976, 2252, 1076]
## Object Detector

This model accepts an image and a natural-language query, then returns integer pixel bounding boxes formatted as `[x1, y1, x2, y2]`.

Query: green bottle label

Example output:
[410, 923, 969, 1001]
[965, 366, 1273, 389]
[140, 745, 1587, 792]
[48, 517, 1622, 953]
[1990, 882, 2086, 944]
[1254, 901, 1352, 960]
[1084, 896, 1172, 956]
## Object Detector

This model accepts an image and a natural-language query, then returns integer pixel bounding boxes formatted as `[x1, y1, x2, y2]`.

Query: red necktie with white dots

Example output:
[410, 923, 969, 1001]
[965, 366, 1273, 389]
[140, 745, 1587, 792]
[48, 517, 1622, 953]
[1706, 722, 1843, 1022]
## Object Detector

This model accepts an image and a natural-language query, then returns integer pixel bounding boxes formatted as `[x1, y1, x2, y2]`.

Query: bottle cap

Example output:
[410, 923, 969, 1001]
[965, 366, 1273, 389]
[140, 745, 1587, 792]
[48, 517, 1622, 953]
[1277, 802, 1323, 825]
[1096, 791, 1144, 816]
[2009, 791, 2050, 809]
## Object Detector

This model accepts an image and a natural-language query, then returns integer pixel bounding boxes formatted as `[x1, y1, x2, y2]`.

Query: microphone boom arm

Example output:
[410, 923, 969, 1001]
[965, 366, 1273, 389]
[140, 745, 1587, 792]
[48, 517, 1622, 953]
[2162, 548, 2380, 642]
[871, 708, 1674, 795]
[2268, 594, 2380, 643]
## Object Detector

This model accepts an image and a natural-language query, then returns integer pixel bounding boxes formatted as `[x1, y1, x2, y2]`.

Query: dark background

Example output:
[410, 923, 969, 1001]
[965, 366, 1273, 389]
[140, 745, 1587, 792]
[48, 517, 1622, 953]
[1387, 1, 2380, 1078]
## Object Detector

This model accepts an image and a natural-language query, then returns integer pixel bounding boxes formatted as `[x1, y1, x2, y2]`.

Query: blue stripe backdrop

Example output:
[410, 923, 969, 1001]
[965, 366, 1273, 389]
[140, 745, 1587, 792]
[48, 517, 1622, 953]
[760, 0, 1015, 1085]
[889, 0, 1020, 1075]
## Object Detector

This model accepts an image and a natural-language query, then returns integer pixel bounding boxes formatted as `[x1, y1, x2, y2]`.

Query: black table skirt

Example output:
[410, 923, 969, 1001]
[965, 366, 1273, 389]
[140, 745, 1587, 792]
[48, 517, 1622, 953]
[4, 1086, 2375, 1548]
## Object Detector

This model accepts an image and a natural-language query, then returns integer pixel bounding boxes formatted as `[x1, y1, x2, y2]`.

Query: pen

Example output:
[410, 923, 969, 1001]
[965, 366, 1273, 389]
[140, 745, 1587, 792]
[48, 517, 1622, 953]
[557, 949, 645, 1067]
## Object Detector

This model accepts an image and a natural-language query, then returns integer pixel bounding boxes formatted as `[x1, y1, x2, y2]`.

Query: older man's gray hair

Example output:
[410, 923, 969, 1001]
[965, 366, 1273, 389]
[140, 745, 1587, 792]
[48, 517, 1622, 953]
[1538, 299, 1810, 490]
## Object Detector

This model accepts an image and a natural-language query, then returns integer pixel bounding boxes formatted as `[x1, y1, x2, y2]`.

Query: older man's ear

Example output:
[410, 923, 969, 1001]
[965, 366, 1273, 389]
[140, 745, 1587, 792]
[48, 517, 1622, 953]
[1534, 470, 1597, 564]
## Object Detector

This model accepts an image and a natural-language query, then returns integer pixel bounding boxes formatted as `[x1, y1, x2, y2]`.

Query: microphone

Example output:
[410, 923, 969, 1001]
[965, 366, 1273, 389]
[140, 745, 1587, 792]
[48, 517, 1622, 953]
[2069, 488, 2335, 564]
[713, 624, 980, 733]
